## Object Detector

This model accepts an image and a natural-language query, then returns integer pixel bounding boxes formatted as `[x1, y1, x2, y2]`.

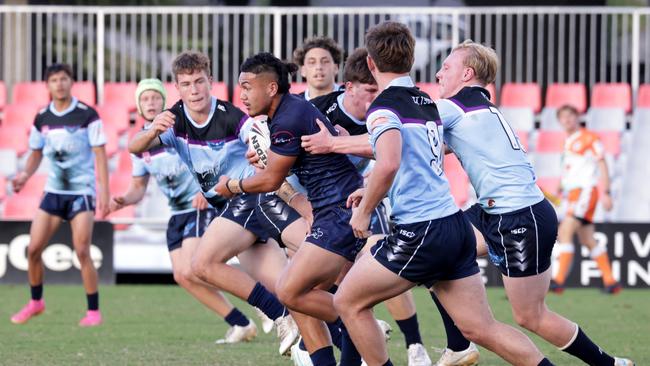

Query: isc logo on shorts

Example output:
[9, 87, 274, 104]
[511, 227, 527, 235]
[399, 229, 416, 238]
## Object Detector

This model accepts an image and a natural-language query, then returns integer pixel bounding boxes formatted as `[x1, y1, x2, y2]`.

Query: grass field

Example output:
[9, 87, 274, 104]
[0, 285, 647, 365]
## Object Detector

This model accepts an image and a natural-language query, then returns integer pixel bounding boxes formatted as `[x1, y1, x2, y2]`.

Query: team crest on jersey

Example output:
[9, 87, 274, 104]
[326, 103, 338, 115]
[271, 131, 296, 145]
[64, 126, 80, 134]
[206, 141, 225, 151]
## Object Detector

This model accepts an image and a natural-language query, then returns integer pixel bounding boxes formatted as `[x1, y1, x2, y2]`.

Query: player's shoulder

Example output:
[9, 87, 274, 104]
[447, 86, 494, 112]
[75, 101, 101, 123]
[310, 90, 344, 114]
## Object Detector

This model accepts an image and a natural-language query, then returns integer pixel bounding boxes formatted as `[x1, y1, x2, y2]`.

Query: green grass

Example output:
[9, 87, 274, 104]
[0, 285, 647, 365]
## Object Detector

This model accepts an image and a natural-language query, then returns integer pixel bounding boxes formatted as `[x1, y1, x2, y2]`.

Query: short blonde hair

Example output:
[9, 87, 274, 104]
[452, 40, 499, 85]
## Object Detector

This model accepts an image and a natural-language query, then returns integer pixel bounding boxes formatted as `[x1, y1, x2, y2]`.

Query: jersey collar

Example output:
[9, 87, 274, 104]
[337, 92, 365, 125]
[49, 97, 78, 117]
[183, 97, 216, 129]
[386, 76, 415, 89]
[304, 84, 340, 101]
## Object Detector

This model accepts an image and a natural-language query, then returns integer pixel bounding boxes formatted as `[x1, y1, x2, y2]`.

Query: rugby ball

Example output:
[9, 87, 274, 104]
[248, 116, 271, 167]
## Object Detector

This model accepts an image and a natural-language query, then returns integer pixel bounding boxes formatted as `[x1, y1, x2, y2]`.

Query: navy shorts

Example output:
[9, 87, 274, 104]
[220, 192, 301, 245]
[369, 201, 391, 236]
[464, 199, 558, 277]
[371, 210, 479, 288]
[39, 192, 95, 220]
[167, 208, 217, 251]
[306, 202, 366, 262]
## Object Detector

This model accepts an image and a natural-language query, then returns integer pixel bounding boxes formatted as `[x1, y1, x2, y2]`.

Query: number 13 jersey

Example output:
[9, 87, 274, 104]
[437, 86, 543, 214]
[366, 76, 458, 225]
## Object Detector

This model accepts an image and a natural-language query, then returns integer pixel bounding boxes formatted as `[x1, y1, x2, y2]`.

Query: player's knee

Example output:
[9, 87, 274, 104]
[190, 257, 209, 282]
[74, 247, 92, 263]
[27, 244, 43, 262]
[512, 310, 542, 332]
[274, 278, 295, 307]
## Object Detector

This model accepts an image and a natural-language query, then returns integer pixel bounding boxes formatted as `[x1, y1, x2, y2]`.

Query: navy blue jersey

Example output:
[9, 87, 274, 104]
[269, 93, 362, 209]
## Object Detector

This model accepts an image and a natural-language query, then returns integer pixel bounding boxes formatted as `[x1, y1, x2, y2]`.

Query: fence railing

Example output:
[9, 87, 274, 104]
[2, 5, 650, 103]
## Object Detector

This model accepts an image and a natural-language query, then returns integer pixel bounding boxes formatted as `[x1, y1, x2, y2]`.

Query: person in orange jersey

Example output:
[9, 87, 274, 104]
[550, 104, 620, 294]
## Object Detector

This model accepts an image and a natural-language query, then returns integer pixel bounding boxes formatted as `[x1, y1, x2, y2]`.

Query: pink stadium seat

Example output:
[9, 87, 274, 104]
[211, 82, 229, 100]
[500, 83, 542, 113]
[16, 173, 47, 196]
[0, 175, 6, 201]
[103, 82, 137, 112]
[231, 85, 246, 110]
[117, 149, 133, 175]
[3, 194, 41, 219]
[109, 172, 132, 197]
[163, 82, 181, 108]
[535, 131, 567, 153]
[71, 81, 96, 106]
[289, 82, 308, 95]
[102, 122, 119, 157]
[637, 84, 650, 108]
[545, 83, 587, 113]
[595, 131, 621, 156]
[416, 83, 440, 100]
[13, 81, 50, 106]
[515, 130, 529, 151]
[95, 104, 130, 134]
[444, 154, 469, 207]
[0, 125, 29, 156]
[537, 177, 561, 197]
[591, 83, 631, 113]
[2, 103, 40, 132]
[0, 81, 6, 111]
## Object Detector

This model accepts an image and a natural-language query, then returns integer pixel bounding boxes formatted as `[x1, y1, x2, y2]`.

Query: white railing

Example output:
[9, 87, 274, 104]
[1, 5, 650, 103]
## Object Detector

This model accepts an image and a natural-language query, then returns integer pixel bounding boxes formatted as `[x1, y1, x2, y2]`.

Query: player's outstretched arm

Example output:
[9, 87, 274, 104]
[301, 119, 373, 158]
[93, 145, 110, 219]
[109, 175, 149, 213]
[216, 150, 296, 198]
[12, 149, 43, 193]
[128, 111, 175, 154]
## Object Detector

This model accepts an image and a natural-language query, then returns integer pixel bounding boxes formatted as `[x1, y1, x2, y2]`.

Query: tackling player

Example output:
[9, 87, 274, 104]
[10, 63, 109, 327]
[293, 37, 343, 100]
[128, 51, 306, 356]
[108, 78, 257, 344]
[550, 105, 620, 294]
[433, 40, 633, 366]
[332, 21, 553, 366]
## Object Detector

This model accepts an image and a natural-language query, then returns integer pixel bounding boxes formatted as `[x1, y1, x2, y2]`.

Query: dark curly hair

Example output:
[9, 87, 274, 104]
[240, 52, 298, 94]
[293, 36, 344, 66]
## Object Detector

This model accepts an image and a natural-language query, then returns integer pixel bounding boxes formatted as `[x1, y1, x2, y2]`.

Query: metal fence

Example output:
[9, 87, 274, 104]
[2, 5, 650, 103]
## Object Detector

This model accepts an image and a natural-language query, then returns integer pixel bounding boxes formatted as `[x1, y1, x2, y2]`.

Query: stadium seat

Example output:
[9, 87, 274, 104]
[536, 176, 561, 196]
[102, 122, 119, 157]
[416, 83, 440, 100]
[444, 154, 469, 207]
[545, 83, 587, 113]
[532, 153, 562, 178]
[95, 104, 130, 134]
[109, 172, 132, 197]
[163, 83, 181, 108]
[12, 81, 50, 106]
[591, 83, 631, 113]
[103, 82, 137, 112]
[535, 131, 566, 153]
[500, 82, 542, 113]
[0, 149, 18, 176]
[539, 108, 564, 131]
[0, 175, 6, 201]
[117, 148, 133, 175]
[2, 103, 41, 133]
[212, 82, 229, 100]
[16, 173, 47, 197]
[595, 131, 621, 156]
[289, 82, 308, 95]
[0, 81, 6, 111]
[585, 108, 626, 131]
[637, 84, 650, 108]
[0, 125, 29, 156]
[72, 81, 96, 106]
[231, 85, 245, 110]
[3, 194, 41, 219]
[500, 107, 535, 132]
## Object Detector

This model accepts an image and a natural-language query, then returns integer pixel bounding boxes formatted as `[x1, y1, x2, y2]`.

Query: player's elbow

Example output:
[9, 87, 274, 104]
[376, 158, 400, 178]
[128, 139, 145, 154]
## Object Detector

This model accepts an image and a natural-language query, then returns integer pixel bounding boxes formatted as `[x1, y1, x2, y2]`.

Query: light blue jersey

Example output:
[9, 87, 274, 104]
[437, 86, 543, 214]
[159, 97, 254, 208]
[132, 142, 199, 214]
[366, 77, 458, 225]
[29, 98, 105, 195]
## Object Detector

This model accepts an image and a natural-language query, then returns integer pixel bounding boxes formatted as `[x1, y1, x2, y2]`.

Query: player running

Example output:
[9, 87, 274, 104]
[216, 52, 365, 366]
[302, 47, 432, 366]
[128, 51, 306, 356]
[432, 40, 633, 366]
[332, 21, 554, 366]
[108, 78, 258, 344]
[10, 63, 110, 327]
[293, 37, 343, 100]
[550, 104, 620, 294]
